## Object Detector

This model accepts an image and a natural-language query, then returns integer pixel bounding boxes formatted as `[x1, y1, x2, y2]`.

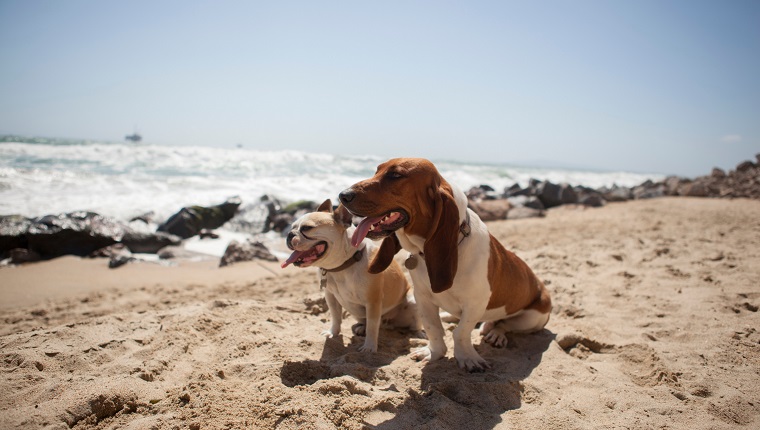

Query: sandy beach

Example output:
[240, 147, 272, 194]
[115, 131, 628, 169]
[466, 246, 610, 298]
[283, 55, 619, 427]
[2, 197, 759, 429]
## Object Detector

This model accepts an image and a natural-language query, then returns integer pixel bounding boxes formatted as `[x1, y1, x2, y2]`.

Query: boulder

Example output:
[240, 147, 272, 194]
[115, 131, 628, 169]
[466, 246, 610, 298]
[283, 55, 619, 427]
[219, 240, 278, 267]
[0, 215, 31, 258]
[26, 212, 127, 259]
[537, 181, 577, 208]
[121, 230, 182, 254]
[158, 197, 242, 239]
[632, 181, 666, 199]
[601, 185, 631, 202]
[468, 199, 511, 221]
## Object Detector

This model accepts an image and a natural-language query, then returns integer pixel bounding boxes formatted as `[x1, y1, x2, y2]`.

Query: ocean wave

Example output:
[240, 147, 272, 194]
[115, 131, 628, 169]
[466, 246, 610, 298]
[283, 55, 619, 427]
[1, 139, 662, 220]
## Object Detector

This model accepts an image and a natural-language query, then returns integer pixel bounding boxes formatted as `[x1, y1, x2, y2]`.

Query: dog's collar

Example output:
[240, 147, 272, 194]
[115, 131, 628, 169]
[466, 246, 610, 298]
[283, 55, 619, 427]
[407, 211, 471, 269]
[319, 249, 364, 289]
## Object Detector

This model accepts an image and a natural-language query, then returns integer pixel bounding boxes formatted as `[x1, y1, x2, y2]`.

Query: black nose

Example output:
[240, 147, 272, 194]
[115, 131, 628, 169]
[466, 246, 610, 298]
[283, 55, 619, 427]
[286, 231, 295, 250]
[339, 189, 355, 204]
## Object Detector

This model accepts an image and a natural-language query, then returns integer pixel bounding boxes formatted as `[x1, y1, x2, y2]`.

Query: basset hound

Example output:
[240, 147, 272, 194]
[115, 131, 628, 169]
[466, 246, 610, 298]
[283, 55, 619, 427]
[339, 158, 551, 371]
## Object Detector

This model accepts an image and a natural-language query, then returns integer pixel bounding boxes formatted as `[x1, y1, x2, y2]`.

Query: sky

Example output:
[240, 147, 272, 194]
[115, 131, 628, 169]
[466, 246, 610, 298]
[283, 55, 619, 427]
[1, 0, 758, 177]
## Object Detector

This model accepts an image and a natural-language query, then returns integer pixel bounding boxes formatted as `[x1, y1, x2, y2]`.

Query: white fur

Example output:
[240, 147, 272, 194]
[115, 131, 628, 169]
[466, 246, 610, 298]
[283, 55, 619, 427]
[398, 184, 548, 370]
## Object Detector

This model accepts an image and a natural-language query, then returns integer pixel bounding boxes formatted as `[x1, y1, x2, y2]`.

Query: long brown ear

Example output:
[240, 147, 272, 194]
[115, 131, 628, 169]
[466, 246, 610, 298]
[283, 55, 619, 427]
[333, 204, 353, 227]
[317, 199, 332, 212]
[368, 234, 401, 274]
[423, 185, 460, 293]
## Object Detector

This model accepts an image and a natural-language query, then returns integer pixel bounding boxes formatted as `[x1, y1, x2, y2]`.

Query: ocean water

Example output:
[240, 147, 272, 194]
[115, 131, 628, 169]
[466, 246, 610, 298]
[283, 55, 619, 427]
[1, 138, 662, 223]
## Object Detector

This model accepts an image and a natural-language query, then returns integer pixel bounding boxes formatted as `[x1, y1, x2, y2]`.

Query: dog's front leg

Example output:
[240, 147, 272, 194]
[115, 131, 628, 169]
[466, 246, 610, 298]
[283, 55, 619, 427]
[358, 300, 382, 353]
[410, 296, 447, 362]
[322, 291, 342, 338]
[453, 309, 490, 372]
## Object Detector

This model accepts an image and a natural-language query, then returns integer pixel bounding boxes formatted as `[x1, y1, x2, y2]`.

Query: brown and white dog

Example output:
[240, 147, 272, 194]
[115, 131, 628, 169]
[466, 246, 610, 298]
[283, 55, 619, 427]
[339, 158, 551, 371]
[282, 199, 421, 352]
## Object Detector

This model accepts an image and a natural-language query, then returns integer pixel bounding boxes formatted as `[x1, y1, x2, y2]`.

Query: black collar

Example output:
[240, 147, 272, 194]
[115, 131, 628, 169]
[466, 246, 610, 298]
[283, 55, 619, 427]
[321, 249, 363, 274]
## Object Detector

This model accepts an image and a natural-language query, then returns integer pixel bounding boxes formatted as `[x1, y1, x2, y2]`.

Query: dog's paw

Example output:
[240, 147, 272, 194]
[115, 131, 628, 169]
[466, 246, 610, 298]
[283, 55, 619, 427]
[483, 330, 509, 348]
[410, 346, 433, 362]
[456, 353, 491, 373]
[351, 322, 367, 337]
[358, 342, 378, 353]
[321, 329, 339, 338]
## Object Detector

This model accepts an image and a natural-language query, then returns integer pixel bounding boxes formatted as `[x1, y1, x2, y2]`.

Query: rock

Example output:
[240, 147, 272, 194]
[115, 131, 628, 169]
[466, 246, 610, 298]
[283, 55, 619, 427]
[632, 181, 666, 199]
[711, 168, 726, 179]
[468, 199, 511, 221]
[736, 160, 755, 172]
[26, 212, 127, 259]
[121, 230, 181, 253]
[664, 176, 684, 196]
[537, 181, 562, 208]
[537, 181, 577, 208]
[270, 213, 295, 233]
[219, 240, 278, 267]
[158, 197, 242, 239]
[506, 206, 545, 220]
[9, 248, 41, 264]
[503, 183, 525, 197]
[682, 180, 709, 197]
[601, 185, 631, 202]
[0, 215, 31, 258]
[466, 185, 500, 200]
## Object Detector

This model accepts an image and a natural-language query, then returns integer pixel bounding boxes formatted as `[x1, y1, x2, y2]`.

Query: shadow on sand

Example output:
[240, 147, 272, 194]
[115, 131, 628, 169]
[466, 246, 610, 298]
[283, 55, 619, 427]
[369, 329, 555, 430]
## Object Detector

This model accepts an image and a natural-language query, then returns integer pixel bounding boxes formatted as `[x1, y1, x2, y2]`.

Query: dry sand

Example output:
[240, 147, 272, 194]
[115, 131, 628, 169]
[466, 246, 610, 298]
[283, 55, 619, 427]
[1, 197, 759, 429]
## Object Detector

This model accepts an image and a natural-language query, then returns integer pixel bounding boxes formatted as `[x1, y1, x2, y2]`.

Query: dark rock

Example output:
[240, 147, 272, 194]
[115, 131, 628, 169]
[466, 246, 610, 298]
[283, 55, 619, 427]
[26, 212, 127, 259]
[467, 186, 500, 201]
[158, 197, 242, 239]
[270, 213, 295, 233]
[537, 181, 577, 208]
[0, 215, 31, 258]
[664, 176, 684, 196]
[736, 160, 755, 172]
[121, 230, 181, 253]
[9, 248, 41, 264]
[219, 240, 278, 267]
[129, 211, 156, 224]
[579, 193, 606, 208]
[282, 200, 318, 214]
[682, 180, 709, 197]
[632, 181, 666, 199]
[711, 168, 726, 179]
[468, 199, 511, 221]
[537, 181, 562, 208]
[198, 229, 220, 239]
[504, 183, 523, 197]
[601, 185, 631, 202]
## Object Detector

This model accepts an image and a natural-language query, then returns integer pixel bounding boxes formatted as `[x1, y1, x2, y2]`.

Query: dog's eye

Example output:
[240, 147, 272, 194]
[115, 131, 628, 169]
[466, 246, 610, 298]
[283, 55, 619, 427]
[386, 171, 403, 180]
[300, 225, 314, 232]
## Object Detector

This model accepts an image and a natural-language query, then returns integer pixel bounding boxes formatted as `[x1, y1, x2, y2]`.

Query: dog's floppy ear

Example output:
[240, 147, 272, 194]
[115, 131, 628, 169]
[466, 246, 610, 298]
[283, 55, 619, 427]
[333, 204, 353, 227]
[423, 185, 460, 293]
[368, 234, 401, 274]
[317, 199, 332, 213]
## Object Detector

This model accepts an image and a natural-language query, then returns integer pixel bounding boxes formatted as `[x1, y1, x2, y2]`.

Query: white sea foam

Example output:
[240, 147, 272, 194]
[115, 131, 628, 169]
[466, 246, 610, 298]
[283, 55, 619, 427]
[1, 140, 662, 222]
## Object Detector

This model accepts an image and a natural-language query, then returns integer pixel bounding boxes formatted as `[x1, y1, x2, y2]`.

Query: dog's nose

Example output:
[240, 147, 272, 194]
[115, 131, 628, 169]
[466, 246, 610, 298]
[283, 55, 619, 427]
[285, 231, 295, 250]
[339, 189, 355, 204]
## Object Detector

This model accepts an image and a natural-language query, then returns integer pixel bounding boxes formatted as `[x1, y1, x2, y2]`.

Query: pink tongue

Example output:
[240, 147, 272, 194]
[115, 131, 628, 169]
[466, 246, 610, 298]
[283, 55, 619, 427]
[351, 216, 384, 247]
[281, 249, 308, 268]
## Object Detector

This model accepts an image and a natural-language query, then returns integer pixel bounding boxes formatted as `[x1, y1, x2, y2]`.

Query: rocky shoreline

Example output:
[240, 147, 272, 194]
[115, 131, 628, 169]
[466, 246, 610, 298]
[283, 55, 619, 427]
[2, 154, 758, 267]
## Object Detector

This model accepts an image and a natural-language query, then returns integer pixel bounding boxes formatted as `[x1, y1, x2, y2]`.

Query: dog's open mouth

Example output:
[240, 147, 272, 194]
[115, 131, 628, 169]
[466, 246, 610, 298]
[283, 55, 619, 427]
[281, 242, 327, 268]
[351, 210, 408, 247]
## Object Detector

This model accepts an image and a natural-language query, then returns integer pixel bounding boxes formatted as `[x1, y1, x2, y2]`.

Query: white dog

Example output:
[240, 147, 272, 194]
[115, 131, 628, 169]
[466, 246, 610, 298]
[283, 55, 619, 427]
[281, 199, 421, 352]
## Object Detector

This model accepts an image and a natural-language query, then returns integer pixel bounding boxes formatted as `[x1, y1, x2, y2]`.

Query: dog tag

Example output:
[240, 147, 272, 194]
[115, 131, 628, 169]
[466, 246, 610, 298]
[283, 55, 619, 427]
[319, 269, 327, 289]
[405, 255, 418, 270]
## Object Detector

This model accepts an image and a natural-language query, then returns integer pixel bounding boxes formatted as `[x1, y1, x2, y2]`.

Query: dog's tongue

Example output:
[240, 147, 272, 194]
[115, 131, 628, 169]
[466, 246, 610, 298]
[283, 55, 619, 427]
[352, 215, 384, 247]
[280, 249, 307, 268]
